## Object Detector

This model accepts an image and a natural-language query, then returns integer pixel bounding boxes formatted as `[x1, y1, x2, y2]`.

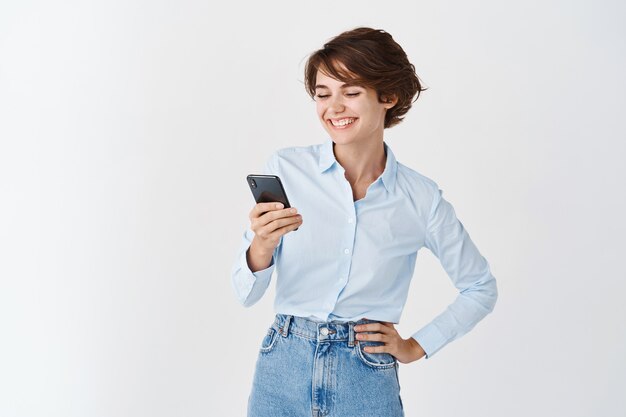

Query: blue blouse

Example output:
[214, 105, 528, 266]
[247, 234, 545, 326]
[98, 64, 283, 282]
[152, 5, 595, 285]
[231, 138, 498, 359]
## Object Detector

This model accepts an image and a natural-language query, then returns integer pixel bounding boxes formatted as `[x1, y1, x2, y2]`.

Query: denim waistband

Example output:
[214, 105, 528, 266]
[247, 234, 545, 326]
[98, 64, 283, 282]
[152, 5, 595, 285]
[271, 313, 384, 347]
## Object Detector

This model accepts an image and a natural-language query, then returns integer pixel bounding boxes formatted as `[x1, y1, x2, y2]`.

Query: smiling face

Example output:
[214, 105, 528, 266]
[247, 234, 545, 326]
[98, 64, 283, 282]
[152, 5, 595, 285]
[314, 67, 397, 147]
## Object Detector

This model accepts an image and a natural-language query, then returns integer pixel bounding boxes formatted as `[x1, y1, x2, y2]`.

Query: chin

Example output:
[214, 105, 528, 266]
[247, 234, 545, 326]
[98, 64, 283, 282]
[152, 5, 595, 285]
[331, 136, 359, 147]
[325, 129, 358, 144]
[330, 134, 351, 145]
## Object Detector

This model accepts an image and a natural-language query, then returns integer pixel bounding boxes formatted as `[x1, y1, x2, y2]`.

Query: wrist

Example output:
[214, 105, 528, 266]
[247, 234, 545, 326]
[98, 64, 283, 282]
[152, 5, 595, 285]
[250, 237, 274, 257]
[247, 238, 274, 272]
[407, 337, 426, 361]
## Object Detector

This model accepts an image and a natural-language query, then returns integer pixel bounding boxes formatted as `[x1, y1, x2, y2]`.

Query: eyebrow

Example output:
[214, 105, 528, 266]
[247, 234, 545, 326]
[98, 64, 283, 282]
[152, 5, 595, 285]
[314, 83, 362, 90]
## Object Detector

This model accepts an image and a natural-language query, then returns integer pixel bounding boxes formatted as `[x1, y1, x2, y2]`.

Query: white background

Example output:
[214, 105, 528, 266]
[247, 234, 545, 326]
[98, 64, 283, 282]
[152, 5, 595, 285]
[1, 1, 625, 416]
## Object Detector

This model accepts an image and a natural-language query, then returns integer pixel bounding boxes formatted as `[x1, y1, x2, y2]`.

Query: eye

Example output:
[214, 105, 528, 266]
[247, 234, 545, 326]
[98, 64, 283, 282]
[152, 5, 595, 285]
[346, 93, 360, 97]
[315, 94, 329, 99]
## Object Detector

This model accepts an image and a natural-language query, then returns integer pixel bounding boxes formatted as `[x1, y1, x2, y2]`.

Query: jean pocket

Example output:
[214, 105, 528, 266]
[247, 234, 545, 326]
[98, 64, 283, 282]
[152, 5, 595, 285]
[355, 340, 397, 369]
[259, 326, 280, 354]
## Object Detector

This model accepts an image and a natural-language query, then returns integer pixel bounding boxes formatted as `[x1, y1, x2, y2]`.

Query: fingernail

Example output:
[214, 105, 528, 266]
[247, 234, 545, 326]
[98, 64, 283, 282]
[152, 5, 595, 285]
[275, 203, 283, 209]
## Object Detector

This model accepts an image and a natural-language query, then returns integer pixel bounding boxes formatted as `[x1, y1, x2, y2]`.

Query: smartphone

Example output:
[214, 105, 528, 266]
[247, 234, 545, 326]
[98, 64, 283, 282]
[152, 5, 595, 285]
[246, 174, 298, 230]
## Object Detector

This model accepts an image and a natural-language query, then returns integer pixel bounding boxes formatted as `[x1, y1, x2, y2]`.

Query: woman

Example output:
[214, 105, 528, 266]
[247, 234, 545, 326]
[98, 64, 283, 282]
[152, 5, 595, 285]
[231, 27, 498, 417]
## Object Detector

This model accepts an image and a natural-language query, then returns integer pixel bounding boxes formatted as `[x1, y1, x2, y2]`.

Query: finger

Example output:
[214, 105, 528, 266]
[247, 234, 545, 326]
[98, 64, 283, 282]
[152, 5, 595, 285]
[262, 207, 298, 223]
[260, 214, 301, 235]
[356, 332, 387, 342]
[251, 202, 287, 217]
[362, 344, 386, 354]
[355, 323, 388, 334]
[259, 207, 298, 223]
[253, 207, 298, 226]
[267, 216, 303, 237]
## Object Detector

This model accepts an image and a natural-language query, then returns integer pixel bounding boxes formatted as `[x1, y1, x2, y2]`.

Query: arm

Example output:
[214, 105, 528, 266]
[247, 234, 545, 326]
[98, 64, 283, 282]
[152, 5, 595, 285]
[247, 236, 274, 272]
[411, 187, 498, 359]
[230, 152, 280, 307]
[230, 227, 278, 307]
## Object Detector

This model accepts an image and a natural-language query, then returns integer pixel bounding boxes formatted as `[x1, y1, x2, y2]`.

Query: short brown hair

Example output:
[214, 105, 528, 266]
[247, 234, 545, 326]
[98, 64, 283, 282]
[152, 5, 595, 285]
[304, 27, 426, 129]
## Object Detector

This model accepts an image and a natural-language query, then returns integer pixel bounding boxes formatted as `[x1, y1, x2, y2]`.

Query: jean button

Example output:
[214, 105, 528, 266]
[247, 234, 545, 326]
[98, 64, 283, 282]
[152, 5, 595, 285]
[320, 327, 329, 336]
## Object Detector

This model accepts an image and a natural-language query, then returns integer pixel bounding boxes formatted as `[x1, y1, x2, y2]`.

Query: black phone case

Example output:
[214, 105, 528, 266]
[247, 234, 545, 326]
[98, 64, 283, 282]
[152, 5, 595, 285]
[246, 174, 291, 207]
[246, 174, 298, 231]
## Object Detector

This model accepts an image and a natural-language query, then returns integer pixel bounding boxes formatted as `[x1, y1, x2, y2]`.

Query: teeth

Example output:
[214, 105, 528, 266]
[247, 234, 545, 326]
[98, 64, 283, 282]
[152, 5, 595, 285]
[331, 118, 356, 127]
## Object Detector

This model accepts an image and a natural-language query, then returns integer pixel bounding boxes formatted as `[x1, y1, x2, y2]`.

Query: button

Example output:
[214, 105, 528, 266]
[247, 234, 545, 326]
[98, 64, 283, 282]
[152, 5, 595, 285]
[320, 327, 329, 336]
[344, 248, 350, 254]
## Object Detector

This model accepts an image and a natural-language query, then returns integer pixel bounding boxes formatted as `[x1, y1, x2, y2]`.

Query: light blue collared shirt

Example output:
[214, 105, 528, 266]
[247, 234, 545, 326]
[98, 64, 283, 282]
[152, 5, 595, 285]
[231, 138, 498, 358]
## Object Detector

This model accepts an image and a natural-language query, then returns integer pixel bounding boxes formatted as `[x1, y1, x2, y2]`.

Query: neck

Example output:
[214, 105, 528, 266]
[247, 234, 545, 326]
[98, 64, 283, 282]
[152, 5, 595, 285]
[332, 139, 387, 186]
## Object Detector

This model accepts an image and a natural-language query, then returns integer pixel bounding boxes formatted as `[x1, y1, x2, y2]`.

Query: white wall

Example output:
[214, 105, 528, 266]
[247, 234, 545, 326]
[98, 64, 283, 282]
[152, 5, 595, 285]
[1, 1, 625, 416]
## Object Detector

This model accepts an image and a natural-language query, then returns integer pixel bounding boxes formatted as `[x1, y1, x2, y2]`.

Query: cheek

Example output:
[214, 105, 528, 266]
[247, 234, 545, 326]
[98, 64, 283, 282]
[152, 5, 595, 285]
[316, 104, 326, 120]
[363, 104, 383, 122]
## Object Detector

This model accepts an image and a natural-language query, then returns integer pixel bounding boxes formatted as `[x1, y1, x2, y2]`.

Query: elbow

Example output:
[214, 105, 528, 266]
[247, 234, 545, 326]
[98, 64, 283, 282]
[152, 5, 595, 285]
[461, 272, 498, 314]
[485, 274, 498, 313]
[477, 264, 498, 314]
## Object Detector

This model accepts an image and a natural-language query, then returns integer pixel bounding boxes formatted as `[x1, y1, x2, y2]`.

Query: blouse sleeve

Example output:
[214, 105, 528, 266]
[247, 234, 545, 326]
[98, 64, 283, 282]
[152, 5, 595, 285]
[410, 187, 498, 359]
[230, 152, 281, 307]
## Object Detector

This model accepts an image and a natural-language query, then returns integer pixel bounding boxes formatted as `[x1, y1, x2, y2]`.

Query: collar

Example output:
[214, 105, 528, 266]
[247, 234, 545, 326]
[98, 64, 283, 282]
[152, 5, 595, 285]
[318, 138, 397, 193]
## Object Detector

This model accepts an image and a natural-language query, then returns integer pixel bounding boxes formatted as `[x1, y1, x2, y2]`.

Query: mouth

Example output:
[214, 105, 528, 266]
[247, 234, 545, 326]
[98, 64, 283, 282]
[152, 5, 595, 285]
[328, 117, 358, 130]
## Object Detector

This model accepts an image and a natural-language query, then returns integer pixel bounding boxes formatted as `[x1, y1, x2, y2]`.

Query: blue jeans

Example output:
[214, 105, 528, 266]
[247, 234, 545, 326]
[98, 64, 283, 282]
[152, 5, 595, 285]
[248, 313, 405, 417]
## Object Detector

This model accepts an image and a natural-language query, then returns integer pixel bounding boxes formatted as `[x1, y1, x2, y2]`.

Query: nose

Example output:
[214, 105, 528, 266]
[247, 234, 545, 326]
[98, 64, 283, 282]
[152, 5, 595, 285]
[327, 94, 345, 113]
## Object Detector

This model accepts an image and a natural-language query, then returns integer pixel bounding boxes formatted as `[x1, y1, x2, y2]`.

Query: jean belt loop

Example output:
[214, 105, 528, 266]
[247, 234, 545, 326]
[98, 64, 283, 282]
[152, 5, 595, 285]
[280, 315, 292, 337]
[348, 322, 355, 347]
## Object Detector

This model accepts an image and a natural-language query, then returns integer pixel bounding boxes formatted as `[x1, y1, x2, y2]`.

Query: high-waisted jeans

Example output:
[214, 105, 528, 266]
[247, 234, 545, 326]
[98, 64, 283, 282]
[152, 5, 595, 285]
[248, 313, 405, 417]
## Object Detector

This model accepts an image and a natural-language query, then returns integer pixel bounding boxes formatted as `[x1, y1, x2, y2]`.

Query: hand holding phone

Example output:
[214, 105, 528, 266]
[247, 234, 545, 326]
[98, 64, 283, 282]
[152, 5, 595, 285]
[246, 174, 302, 253]
[247, 174, 293, 211]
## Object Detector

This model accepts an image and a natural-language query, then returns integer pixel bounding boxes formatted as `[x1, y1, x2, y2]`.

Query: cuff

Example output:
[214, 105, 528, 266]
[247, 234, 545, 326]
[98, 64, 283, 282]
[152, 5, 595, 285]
[232, 245, 276, 307]
[410, 323, 449, 360]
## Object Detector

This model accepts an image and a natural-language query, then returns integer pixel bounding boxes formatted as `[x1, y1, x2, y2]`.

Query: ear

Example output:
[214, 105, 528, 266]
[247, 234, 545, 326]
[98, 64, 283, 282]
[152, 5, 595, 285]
[381, 94, 398, 109]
